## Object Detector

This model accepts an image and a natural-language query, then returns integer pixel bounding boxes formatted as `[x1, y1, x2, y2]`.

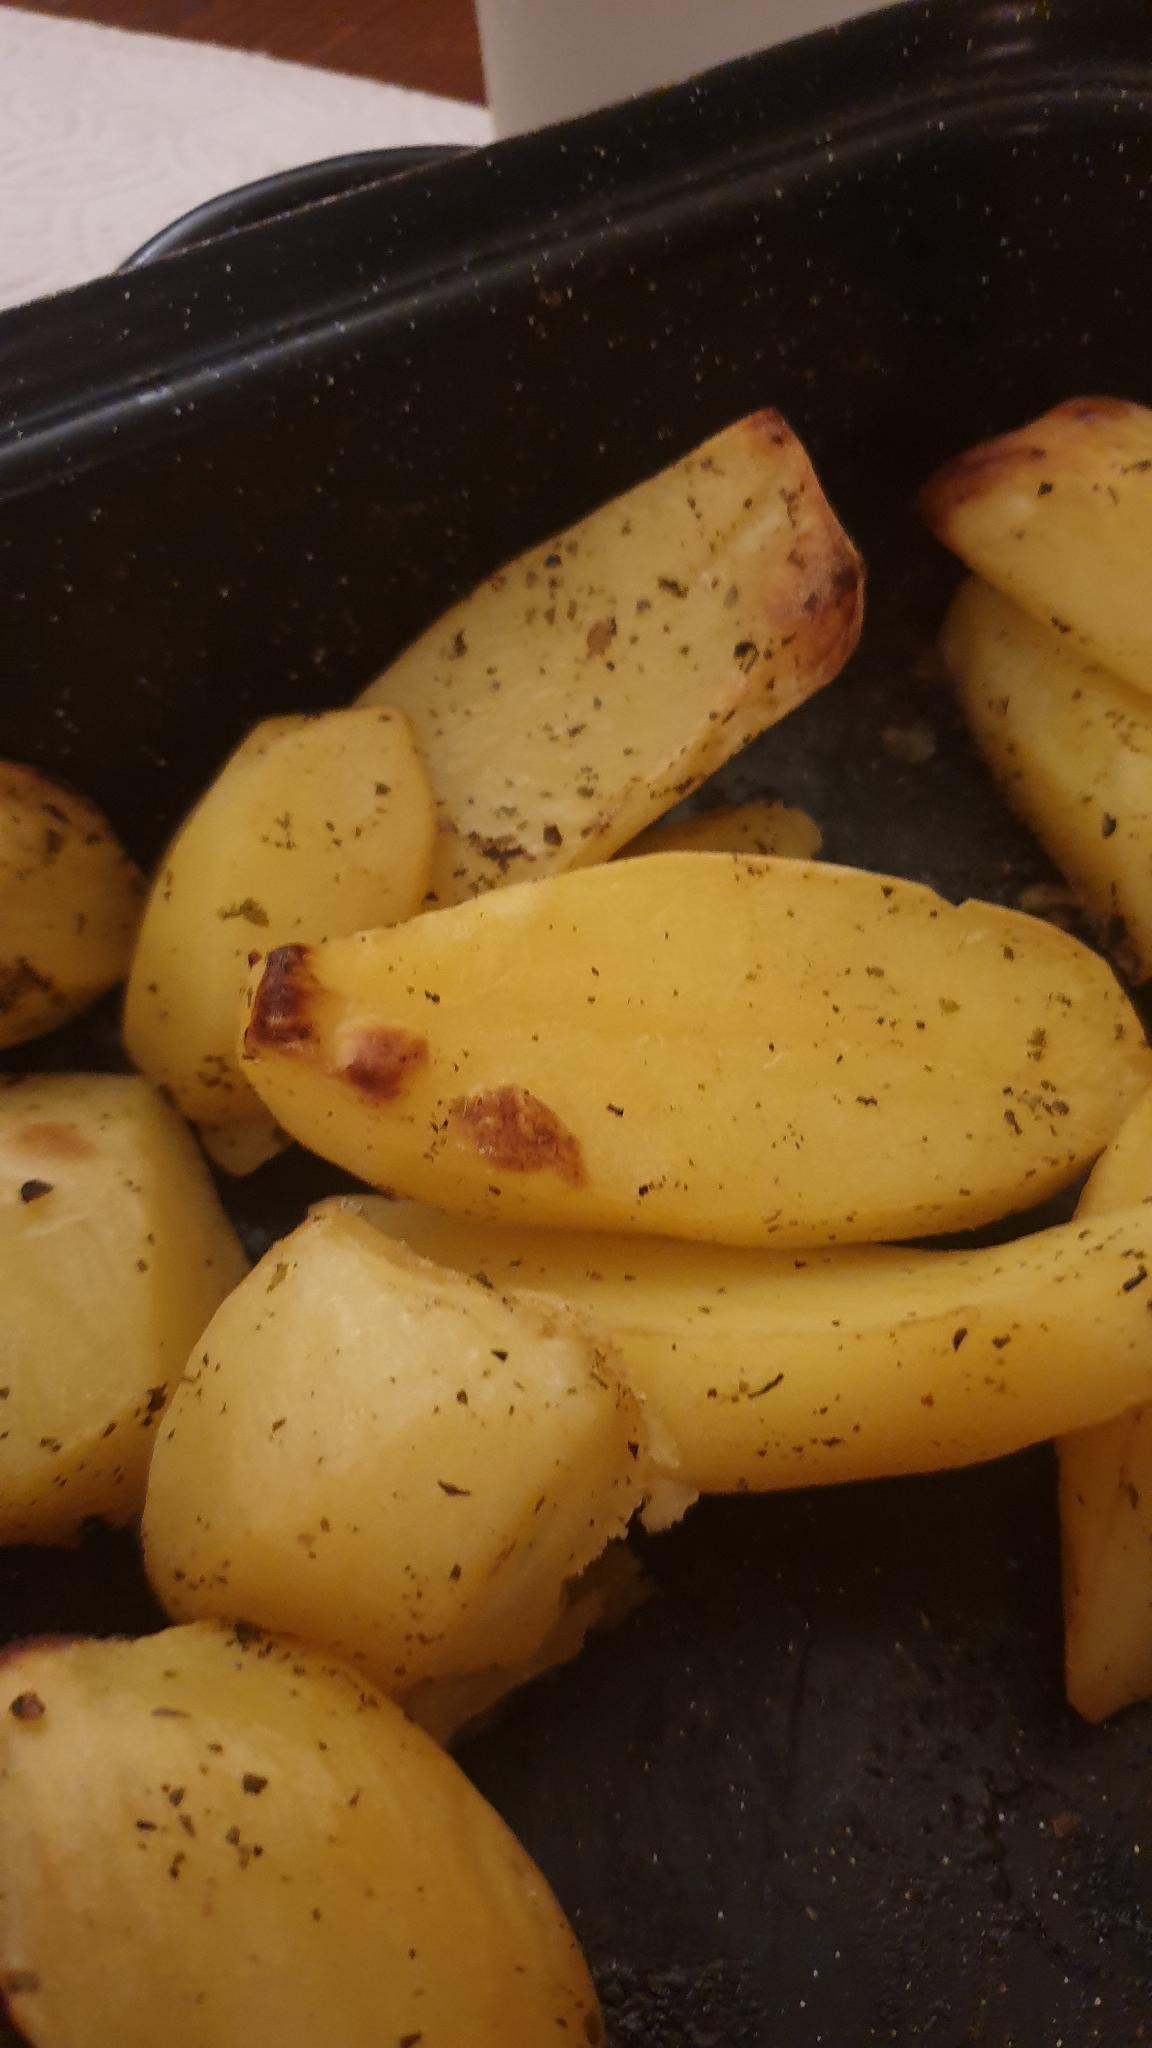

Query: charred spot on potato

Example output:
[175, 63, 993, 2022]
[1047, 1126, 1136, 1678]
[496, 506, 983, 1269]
[246, 945, 318, 1052]
[449, 1086, 586, 1185]
[14, 1122, 96, 1162]
[338, 1028, 428, 1102]
[0, 959, 54, 1015]
[8, 1692, 45, 1722]
[17, 1179, 53, 1204]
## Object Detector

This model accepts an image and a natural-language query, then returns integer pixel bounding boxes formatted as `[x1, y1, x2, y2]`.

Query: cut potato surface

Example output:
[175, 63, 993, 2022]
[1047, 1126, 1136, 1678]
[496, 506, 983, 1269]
[359, 411, 861, 905]
[0, 1624, 602, 2048]
[0, 1074, 247, 1544]
[621, 797, 822, 861]
[241, 853, 1152, 1248]
[360, 1196, 1152, 1493]
[921, 395, 1152, 696]
[143, 1204, 652, 1692]
[942, 576, 1152, 981]
[124, 708, 434, 1167]
[1059, 1087, 1152, 1721]
[0, 763, 142, 1050]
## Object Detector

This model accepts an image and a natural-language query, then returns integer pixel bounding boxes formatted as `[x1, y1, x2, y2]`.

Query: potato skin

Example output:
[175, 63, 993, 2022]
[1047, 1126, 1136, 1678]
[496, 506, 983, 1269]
[241, 854, 1152, 1248]
[143, 1205, 648, 1691]
[0, 763, 142, 1049]
[359, 1195, 1152, 1494]
[0, 1623, 602, 2048]
[123, 708, 434, 1161]
[1059, 1088, 1152, 1721]
[921, 395, 1152, 696]
[360, 411, 861, 905]
[0, 1073, 247, 1544]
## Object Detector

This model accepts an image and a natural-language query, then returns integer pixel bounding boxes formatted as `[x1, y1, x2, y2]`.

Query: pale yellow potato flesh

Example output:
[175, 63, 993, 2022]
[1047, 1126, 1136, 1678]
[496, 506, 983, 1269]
[0, 1074, 247, 1543]
[358, 1195, 1152, 1493]
[621, 798, 822, 861]
[358, 411, 862, 905]
[0, 1624, 602, 2048]
[921, 395, 1152, 696]
[0, 763, 142, 1049]
[123, 708, 434, 1166]
[941, 577, 1152, 981]
[143, 1204, 650, 1692]
[240, 854, 1152, 1248]
[1059, 1087, 1152, 1721]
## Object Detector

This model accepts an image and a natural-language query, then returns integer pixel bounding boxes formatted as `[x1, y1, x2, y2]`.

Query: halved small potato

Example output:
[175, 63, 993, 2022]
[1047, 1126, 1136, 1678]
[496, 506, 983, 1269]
[941, 576, 1152, 981]
[241, 853, 1152, 1248]
[0, 1073, 247, 1544]
[0, 1623, 602, 2047]
[360, 1195, 1152, 1493]
[124, 708, 434, 1171]
[0, 763, 142, 1049]
[921, 396, 1152, 696]
[1059, 1087, 1152, 1721]
[359, 411, 861, 904]
[621, 798, 822, 861]
[143, 1202, 661, 1694]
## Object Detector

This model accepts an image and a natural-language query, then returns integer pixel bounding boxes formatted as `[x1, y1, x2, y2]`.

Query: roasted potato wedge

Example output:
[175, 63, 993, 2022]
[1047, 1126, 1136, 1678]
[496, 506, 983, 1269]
[921, 396, 1152, 696]
[0, 1624, 602, 2048]
[359, 411, 861, 905]
[0, 1074, 246, 1543]
[1059, 1087, 1152, 1721]
[143, 1203, 660, 1693]
[241, 854, 1152, 1248]
[0, 763, 142, 1049]
[621, 797, 822, 861]
[124, 708, 434, 1170]
[360, 1195, 1152, 1493]
[941, 576, 1152, 981]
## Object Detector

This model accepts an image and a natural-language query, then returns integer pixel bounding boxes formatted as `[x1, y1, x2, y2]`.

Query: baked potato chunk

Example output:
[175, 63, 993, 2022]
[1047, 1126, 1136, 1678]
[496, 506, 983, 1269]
[0, 1074, 246, 1543]
[0, 1623, 602, 2048]
[143, 1203, 658, 1694]
[921, 395, 1152, 695]
[941, 576, 1152, 981]
[0, 763, 142, 1049]
[124, 708, 434, 1172]
[1059, 1087, 1152, 1721]
[621, 797, 821, 861]
[359, 411, 862, 905]
[360, 1195, 1152, 1493]
[240, 853, 1152, 1248]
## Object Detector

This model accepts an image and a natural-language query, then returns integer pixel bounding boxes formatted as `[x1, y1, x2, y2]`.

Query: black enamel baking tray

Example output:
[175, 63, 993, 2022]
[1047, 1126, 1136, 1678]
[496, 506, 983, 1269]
[1, 1, 1150, 2039]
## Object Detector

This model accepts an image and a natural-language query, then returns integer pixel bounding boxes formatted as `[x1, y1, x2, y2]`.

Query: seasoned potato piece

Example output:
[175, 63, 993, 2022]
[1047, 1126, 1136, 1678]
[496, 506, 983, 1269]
[241, 854, 1152, 1249]
[621, 798, 822, 861]
[941, 577, 1152, 980]
[921, 396, 1152, 695]
[0, 1074, 246, 1543]
[0, 1624, 602, 2048]
[0, 763, 142, 1049]
[143, 1204, 655, 1693]
[124, 709, 434, 1171]
[359, 412, 861, 905]
[360, 1196, 1152, 1493]
[1059, 1087, 1152, 1721]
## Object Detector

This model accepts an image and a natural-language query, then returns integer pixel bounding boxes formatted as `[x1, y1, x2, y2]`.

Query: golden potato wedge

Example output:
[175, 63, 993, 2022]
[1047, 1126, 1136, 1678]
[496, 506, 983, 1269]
[240, 854, 1152, 1248]
[0, 1624, 602, 2048]
[359, 1194, 1152, 1493]
[124, 708, 434, 1169]
[0, 1074, 247, 1544]
[359, 411, 862, 905]
[621, 797, 822, 861]
[143, 1203, 656, 1693]
[1059, 1087, 1152, 1721]
[941, 576, 1152, 981]
[921, 396, 1152, 695]
[0, 763, 142, 1049]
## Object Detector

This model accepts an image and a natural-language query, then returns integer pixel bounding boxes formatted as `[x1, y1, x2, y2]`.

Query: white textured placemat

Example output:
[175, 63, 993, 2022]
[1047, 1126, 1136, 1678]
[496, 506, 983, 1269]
[0, 5, 493, 311]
